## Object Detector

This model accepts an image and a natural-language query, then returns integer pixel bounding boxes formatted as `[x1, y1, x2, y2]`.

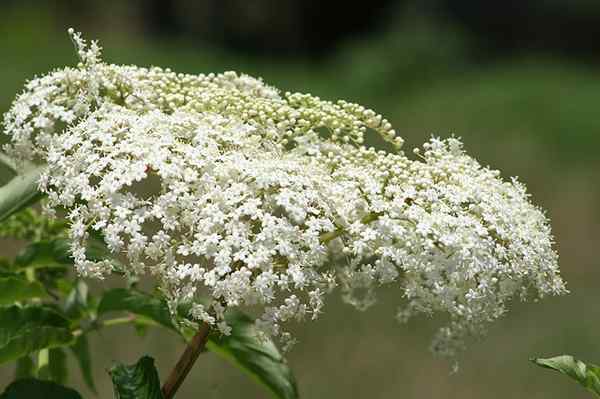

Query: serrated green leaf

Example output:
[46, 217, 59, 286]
[97, 288, 175, 330]
[109, 356, 164, 399]
[207, 311, 299, 399]
[0, 276, 47, 305]
[0, 305, 70, 344]
[532, 355, 600, 396]
[0, 326, 74, 365]
[39, 348, 68, 385]
[0, 378, 82, 399]
[0, 165, 45, 223]
[0, 305, 74, 364]
[0, 304, 70, 330]
[70, 334, 96, 393]
[14, 355, 35, 379]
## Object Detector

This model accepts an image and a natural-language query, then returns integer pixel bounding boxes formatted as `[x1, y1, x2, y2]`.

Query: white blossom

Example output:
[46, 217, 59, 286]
[1, 30, 566, 359]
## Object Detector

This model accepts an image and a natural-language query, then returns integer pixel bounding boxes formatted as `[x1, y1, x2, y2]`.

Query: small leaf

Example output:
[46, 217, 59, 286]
[38, 348, 68, 385]
[532, 355, 600, 396]
[0, 276, 47, 305]
[98, 289, 175, 330]
[0, 165, 45, 223]
[109, 356, 164, 399]
[0, 305, 74, 364]
[207, 311, 299, 399]
[14, 355, 35, 379]
[70, 334, 96, 393]
[0, 378, 82, 399]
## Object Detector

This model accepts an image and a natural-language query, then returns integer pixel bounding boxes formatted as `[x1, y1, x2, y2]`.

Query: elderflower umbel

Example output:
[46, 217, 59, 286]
[1, 30, 566, 359]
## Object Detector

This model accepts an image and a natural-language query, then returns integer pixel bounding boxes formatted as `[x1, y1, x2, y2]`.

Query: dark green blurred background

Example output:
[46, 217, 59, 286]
[1, 1, 599, 398]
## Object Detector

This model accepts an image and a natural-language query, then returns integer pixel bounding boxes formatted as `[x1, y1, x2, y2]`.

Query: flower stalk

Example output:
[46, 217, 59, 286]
[161, 323, 211, 399]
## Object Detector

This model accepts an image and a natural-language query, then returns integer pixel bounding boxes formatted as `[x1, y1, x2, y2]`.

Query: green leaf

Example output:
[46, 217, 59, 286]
[98, 290, 298, 398]
[0, 304, 70, 342]
[85, 234, 119, 262]
[0, 153, 17, 186]
[0, 165, 45, 223]
[64, 280, 89, 319]
[49, 348, 68, 385]
[38, 348, 68, 385]
[0, 259, 11, 273]
[0, 326, 74, 365]
[97, 288, 175, 330]
[70, 335, 96, 393]
[0, 207, 68, 242]
[133, 318, 150, 338]
[15, 236, 119, 271]
[14, 240, 74, 270]
[14, 355, 35, 379]
[532, 355, 600, 396]
[109, 356, 164, 399]
[0, 276, 47, 305]
[0, 305, 74, 364]
[207, 311, 299, 399]
[0, 378, 82, 399]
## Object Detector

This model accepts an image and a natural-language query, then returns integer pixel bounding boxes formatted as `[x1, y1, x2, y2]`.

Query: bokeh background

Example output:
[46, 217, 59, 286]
[1, 0, 599, 398]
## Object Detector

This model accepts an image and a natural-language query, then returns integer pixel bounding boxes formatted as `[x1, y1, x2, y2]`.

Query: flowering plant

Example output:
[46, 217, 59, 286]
[0, 30, 566, 398]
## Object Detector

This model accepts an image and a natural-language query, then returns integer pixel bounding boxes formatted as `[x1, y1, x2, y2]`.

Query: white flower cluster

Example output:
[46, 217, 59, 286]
[2, 30, 566, 357]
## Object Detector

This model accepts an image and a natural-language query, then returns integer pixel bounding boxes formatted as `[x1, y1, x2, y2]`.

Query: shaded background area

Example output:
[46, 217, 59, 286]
[1, 0, 599, 398]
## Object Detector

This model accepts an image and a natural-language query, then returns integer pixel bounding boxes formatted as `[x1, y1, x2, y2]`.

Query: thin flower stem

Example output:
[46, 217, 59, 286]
[101, 315, 138, 328]
[72, 314, 137, 337]
[161, 323, 211, 399]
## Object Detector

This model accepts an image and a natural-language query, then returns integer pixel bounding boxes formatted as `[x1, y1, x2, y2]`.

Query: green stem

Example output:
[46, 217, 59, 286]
[72, 314, 137, 337]
[102, 315, 137, 328]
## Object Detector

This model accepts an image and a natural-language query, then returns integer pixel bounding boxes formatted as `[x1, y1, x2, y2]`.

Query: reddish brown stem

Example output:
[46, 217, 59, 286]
[161, 323, 211, 399]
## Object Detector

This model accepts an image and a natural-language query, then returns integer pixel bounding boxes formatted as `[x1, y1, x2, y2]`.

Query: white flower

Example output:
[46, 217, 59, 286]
[1, 30, 566, 360]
